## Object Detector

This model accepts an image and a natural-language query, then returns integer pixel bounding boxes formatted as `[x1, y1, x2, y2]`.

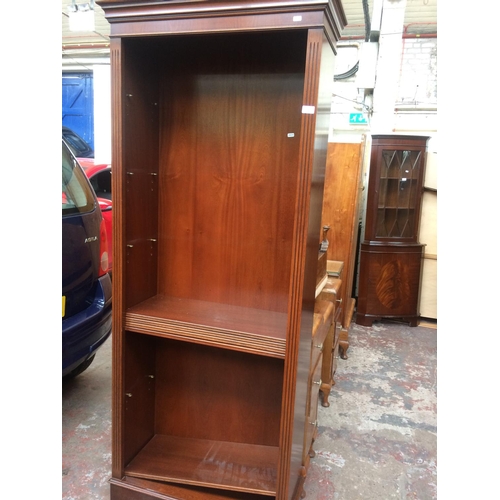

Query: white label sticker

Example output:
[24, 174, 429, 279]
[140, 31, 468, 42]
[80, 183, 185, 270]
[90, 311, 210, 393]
[287, 133, 295, 138]
[293, 15, 302, 22]
[302, 105, 315, 114]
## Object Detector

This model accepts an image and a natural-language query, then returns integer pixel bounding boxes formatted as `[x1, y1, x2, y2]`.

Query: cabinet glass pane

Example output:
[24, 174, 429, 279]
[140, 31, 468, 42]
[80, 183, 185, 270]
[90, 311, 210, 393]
[376, 149, 421, 238]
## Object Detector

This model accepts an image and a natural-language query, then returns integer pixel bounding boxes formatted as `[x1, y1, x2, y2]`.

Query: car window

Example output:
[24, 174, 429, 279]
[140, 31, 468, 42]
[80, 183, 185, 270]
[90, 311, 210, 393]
[62, 141, 96, 216]
[90, 170, 112, 200]
[63, 130, 92, 157]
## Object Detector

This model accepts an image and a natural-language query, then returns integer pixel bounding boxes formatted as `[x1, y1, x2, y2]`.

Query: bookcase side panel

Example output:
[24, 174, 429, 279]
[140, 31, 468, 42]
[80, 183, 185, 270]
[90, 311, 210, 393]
[122, 332, 157, 468]
[110, 37, 127, 480]
[121, 39, 161, 309]
[279, 29, 335, 500]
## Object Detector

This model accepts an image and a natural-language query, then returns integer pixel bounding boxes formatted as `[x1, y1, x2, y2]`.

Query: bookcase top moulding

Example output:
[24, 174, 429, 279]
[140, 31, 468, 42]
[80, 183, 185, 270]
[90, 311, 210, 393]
[96, 0, 347, 47]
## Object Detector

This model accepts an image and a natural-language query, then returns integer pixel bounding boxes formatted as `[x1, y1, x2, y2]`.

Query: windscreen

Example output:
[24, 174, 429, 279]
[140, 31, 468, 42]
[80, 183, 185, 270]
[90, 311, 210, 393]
[62, 141, 95, 216]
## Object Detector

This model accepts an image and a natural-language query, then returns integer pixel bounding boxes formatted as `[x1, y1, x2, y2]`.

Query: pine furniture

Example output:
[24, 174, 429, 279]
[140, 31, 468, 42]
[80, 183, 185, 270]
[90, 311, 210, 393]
[321, 141, 365, 358]
[317, 274, 342, 407]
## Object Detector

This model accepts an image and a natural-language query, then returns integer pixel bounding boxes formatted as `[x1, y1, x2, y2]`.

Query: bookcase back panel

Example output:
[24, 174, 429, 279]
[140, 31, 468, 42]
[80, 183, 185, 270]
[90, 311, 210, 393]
[154, 339, 284, 446]
[151, 32, 307, 312]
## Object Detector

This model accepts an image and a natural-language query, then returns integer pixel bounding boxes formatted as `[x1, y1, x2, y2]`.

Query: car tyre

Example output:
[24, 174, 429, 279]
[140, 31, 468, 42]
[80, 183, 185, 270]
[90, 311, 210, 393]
[63, 354, 96, 381]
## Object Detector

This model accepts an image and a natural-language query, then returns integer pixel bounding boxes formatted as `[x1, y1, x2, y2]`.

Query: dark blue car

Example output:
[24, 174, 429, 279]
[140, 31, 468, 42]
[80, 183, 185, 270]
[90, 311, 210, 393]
[62, 139, 112, 379]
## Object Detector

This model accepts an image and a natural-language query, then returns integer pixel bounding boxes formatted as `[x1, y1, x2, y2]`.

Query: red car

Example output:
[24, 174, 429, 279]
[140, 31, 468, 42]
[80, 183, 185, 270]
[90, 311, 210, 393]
[77, 158, 113, 273]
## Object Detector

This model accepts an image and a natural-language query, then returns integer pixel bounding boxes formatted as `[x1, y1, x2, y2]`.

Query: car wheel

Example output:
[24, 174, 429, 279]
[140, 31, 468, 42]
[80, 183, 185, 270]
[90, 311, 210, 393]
[63, 354, 96, 380]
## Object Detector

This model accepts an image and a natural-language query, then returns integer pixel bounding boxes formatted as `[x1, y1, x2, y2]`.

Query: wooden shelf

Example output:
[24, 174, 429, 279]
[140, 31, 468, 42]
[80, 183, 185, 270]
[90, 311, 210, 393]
[126, 295, 287, 358]
[125, 434, 279, 496]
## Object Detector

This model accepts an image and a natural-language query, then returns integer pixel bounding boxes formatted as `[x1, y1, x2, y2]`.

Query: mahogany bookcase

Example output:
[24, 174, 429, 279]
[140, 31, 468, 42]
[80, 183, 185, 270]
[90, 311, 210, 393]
[96, 2, 346, 499]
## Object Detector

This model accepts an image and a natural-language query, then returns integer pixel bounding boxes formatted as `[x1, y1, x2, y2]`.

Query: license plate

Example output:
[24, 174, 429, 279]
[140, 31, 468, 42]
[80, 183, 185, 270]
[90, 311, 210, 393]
[62, 296, 66, 318]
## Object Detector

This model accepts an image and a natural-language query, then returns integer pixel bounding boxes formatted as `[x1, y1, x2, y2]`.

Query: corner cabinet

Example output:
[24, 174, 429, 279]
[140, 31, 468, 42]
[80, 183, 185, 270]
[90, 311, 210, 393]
[97, 1, 346, 499]
[356, 135, 429, 327]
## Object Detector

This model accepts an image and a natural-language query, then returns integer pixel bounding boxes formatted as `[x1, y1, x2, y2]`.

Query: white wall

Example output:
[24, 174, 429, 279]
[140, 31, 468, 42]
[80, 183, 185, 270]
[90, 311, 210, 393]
[92, 64, 112, 165]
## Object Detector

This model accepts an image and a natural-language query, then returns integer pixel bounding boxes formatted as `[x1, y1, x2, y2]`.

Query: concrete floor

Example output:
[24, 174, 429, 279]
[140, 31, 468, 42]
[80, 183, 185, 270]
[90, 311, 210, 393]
[62, 318, 437, 499]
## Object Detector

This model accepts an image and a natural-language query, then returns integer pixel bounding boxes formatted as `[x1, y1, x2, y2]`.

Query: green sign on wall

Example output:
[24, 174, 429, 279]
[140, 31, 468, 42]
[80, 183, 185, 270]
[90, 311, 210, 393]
[349, 113, 368, 124]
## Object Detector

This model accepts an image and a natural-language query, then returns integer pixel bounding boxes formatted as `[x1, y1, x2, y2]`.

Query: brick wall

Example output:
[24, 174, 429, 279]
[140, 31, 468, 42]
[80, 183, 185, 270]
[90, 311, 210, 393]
[397, 38, 437, 106]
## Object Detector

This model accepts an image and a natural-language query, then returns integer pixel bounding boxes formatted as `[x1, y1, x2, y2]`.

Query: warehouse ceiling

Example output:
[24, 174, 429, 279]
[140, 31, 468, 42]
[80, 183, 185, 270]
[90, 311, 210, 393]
[62, 0, 437, 69]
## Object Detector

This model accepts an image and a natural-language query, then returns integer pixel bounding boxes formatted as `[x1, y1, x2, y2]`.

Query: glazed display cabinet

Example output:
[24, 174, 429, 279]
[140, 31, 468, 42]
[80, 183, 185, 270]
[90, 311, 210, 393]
[96, 1, 346, 499]
[356, 135, 429, 327]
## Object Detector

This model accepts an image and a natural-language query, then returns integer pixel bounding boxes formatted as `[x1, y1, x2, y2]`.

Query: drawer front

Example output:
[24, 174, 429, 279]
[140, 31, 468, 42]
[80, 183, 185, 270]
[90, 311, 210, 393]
[312, 300, 333, 368]
[311, 322, 328, 371]
[321, 320, 340, 388]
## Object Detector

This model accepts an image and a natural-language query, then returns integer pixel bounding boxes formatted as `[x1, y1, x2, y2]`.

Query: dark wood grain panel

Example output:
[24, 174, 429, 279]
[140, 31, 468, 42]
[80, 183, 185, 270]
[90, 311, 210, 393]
[356, 242, 424, 326]
[153, 339, 283, 446]
[154, 32, 306, 312]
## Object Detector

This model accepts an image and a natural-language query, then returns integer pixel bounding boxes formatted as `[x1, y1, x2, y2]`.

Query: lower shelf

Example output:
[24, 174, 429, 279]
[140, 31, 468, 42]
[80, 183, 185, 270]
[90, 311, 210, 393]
[125, 434, 279, 496]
